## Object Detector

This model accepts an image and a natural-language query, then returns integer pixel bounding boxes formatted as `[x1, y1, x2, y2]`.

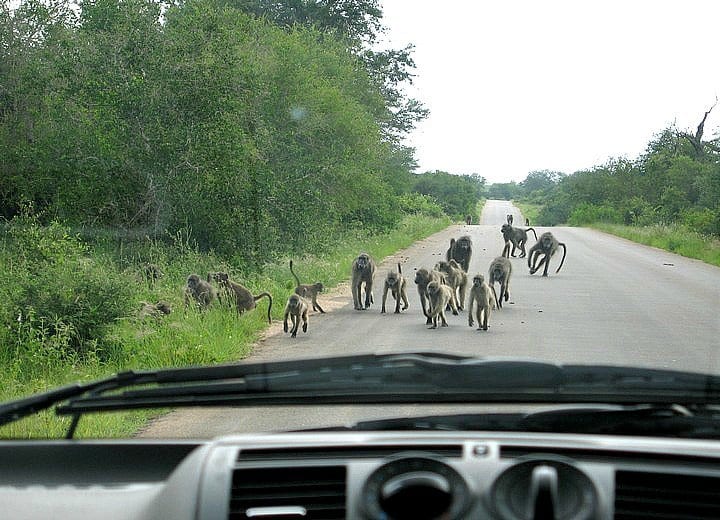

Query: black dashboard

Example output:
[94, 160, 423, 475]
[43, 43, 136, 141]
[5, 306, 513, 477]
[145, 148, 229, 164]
[4, 431, 720, 519]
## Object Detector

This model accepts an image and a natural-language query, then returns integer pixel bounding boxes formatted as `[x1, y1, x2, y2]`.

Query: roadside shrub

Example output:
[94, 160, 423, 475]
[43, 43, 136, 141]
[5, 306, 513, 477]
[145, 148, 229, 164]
[397, 193, 444, 218]
[681, 208, 720, 236]
[567, 203, 623, 226]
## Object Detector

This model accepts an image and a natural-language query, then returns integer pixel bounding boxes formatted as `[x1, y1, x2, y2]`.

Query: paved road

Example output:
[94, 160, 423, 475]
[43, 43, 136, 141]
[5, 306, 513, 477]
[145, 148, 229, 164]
[140, 200, 720, 437]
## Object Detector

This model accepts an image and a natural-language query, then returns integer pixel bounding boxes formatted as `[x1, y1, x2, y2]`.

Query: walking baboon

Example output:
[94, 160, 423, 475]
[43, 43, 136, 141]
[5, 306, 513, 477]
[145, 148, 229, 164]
[209, 272, 273, 323]
[139, 300, 172, 319]
[528, 232, 567, 276]
[436, 259, 467, 311]
[506, 214, 514, 225]
[488, 256, 512, 309]
[290, 260, 325, 313]
[184, 274, 216, 310]
[465, 215, 472, 225]
[283, 293, 308, 337]
[382, 263, 409, 314]
[500, 224, 538, 258]
[351, 252, 376, 310]
[414, 268, 446, 324]
[467, 274, 495, 331]
[426, 280, 456, 329]
[525, 218, 530, 226]
[446, 235, 473, 272]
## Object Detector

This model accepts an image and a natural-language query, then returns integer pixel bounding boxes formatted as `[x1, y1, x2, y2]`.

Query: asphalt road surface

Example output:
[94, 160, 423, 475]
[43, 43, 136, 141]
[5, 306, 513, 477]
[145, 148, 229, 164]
[139, 200, 720, 437]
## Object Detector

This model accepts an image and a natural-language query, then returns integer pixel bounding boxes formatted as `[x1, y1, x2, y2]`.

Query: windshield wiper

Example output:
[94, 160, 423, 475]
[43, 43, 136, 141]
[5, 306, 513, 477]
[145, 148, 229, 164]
[2, 352, 720, 438]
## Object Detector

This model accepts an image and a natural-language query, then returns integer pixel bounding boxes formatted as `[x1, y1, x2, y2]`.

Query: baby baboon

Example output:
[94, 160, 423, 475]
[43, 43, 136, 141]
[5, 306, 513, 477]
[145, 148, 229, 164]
[290, 260, 325, 313]
[488, 256, 512, 309]
[446, 235, 473, 272]
[381, 263, 409, 314]
[283, 293, 309, 338]
[436, 259, 467, 311]
[139, 300, 172, 319]
[414, 268, 445, 324]
[210, 272, 273, 323]
[184, 274, 216, 310]
[467, 274, 495, 331]
[351, 252, 376, 310]
[465, 215, 472, 225]
[528, 232, 567, 277]
[506, 214, 514, 225]
[426, 280, 456, 329]
[500, 224, 538, 258]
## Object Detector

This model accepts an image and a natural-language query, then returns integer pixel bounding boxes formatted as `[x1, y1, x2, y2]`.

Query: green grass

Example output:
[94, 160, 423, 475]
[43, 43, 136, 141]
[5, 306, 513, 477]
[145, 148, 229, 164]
[512, 201, 541, 226]
[592, 223, 720, 267]
[0, 214, 450, 439]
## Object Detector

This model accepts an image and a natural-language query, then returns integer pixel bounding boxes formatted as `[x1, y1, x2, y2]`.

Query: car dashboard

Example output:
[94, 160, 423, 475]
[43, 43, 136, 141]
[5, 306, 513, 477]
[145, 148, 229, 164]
[3, 431, 720, 519]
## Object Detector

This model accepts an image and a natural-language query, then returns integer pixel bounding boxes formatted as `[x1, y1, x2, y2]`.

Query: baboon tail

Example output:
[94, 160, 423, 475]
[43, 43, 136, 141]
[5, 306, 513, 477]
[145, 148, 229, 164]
[556, 244, 567, 273]
[254, 292, 273, 323]
[289, 260, 301, 287]
[397, 262, 402, 275]
[527, 227, 538, 241]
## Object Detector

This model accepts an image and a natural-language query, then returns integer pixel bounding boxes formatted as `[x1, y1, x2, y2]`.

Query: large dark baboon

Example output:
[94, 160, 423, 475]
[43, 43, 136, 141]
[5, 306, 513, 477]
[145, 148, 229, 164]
[382, 263, 409, 314]
[528, 232, 567, 276]
[506, 214, 514, 225]
[488, 257, 512, 309]
[500, 224, 538, 258]
[184, 274, 216, 310]
[446, 235, 473, 272]
[414, 268, 445, 324]
[351, 252, 376, 310]
[290, 260, 325, 313]
[283, 293, 308, 338]
[209, 272, 273, 323]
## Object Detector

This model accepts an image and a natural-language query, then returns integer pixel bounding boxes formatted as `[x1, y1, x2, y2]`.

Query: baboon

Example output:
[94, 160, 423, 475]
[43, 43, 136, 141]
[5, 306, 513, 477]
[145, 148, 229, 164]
[506, 214, 514, 225]
[500, 224, 538, 258]
[139, 300, 172, 319]
[467, 274, 495, 331]
[414, 268, 446, 324]
[351, 252, 376, 310]
[488, 256, 512, 309]
[436, 259, 467, 311]
[426, 280, 456, 329]
[381, 263, 409, 314]
[446, 235, 473, 272]
[528, 232, 568, 276]
[465, 215, 472, 225]
[209, 272, 273, 323]
[138, 263, 163, 286]
[525, 218, 530, 226]
[283, 293, 309, 338]
[289, 260, 325, 313]
[184, 274, 216, 310]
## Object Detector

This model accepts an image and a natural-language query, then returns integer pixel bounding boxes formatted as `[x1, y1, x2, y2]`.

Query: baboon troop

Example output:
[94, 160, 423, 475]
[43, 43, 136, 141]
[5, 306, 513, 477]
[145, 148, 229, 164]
[446, 235, 473, 272]
[426, 280, 456, 329]
[351, 252, 376, 310]
[283, 293, 309, 338]
[501, 224, 538, 258]
[528, 232, 567, 276]
[506, 214, 514, 225]
[139, 300, 172, 319]
[290, 260, 325, 313]
[184, 274, 216, 310]
[436, 259, 467, 311]
[488, 256, 512, 309]
[467, 275, 495, 331]
[414, 268, 446, 324]
[382, 263, 409, 314]
[209, 271, 273, 323]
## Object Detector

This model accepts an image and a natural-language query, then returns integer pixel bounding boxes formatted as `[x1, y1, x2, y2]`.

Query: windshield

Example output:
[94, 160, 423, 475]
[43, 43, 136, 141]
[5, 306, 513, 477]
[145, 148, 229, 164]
[1, 0, 719, 439]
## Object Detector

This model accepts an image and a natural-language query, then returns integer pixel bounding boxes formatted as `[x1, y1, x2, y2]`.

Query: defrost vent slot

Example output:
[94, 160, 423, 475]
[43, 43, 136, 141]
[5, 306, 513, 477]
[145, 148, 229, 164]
[237, 444, 463, 461]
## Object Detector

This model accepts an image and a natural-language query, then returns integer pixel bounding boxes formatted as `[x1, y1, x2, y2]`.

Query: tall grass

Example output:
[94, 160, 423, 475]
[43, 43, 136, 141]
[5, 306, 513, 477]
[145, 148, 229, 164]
[512, 201, 541, 225]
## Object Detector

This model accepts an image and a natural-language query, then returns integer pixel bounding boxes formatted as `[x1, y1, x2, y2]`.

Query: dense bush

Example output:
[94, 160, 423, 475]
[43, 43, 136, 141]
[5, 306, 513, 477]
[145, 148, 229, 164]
[567, 203, 623, 226]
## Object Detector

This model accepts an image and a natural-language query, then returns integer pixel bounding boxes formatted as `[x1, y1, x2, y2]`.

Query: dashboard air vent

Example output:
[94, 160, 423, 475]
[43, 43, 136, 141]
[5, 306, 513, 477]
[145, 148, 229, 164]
[229, 465, 346, 520]
[238, 444, 463, 461]
[615, 470, 720, 520]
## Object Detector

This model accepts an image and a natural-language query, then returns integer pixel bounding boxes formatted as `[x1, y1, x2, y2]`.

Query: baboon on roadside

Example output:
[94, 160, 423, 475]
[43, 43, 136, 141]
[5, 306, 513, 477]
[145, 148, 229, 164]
[414, 268, 446, 324]
[446, 235, 473, 272]
[528, 232, 568, 276]
[467, 274, 496, 331]
[488, 256, 512, 309]
[500, 224, 538, 258]
[426, 280, 456, 329]
[525, 218, 530, 226]
[351, 252, 376, 310]
[139, 263, 163, 286]
[382, 263, 409, 314]
[436, 259, 467, 311]
[506, 214, 514, 225]
[289, 260, 325, 313]
[283, 293, 309, 338]
[209, 272, 273, 323]
[139, 300, 172, 319]
[465, 215, 472, 225]
[184, 274, 216, 311]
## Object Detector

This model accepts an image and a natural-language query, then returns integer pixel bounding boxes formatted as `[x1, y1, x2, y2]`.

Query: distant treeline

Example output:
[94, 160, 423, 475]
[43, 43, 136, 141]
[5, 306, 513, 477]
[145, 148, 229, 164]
[488, 121, 720, 236]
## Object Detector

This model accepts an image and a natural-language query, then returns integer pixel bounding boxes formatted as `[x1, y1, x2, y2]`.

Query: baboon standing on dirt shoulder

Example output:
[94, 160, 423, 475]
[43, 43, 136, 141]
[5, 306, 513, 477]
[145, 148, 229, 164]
[351, 252, 376, 310]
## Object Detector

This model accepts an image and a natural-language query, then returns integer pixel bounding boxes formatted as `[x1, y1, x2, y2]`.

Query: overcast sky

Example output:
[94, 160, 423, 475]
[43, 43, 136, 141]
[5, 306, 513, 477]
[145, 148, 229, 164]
[378, 0, 720, 184]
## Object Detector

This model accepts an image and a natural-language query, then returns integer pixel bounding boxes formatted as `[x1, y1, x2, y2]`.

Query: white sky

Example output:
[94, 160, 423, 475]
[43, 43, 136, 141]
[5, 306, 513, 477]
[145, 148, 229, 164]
[378, 0, 720, 184]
